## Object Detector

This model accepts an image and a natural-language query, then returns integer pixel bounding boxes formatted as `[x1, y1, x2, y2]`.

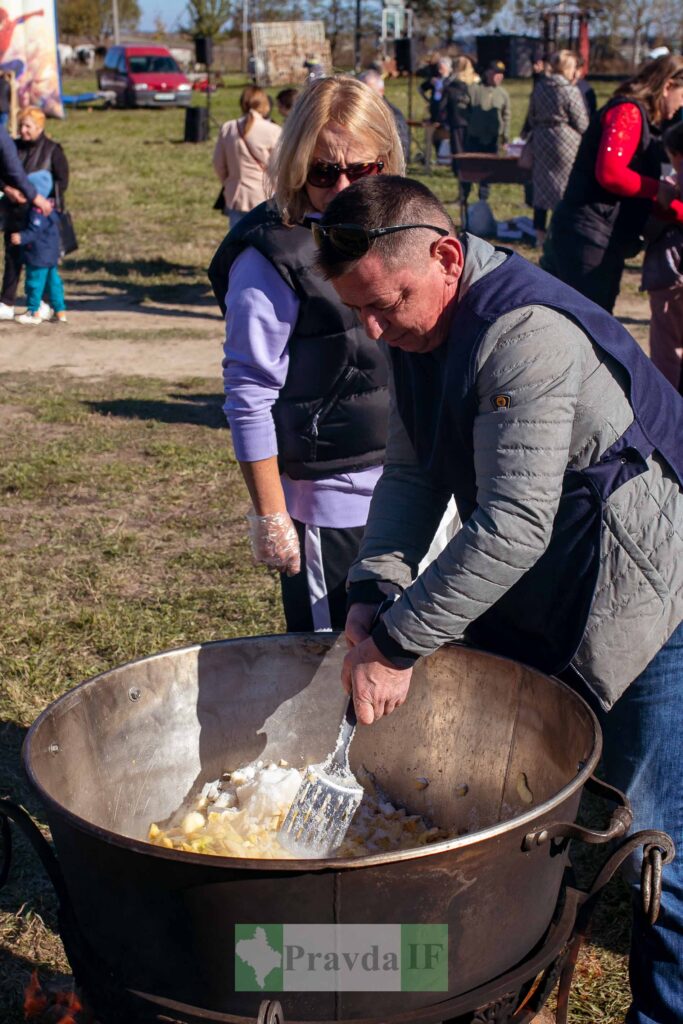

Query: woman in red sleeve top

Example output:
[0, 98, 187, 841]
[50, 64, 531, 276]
[543, 54, 683, 311]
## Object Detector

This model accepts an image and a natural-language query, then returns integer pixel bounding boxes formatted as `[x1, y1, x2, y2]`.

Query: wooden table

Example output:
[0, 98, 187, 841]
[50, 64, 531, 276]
[452, 153, 531, 227]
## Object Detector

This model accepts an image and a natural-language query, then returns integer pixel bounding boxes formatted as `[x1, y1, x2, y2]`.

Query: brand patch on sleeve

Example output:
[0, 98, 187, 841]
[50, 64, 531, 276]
[491, 393, 512, 410]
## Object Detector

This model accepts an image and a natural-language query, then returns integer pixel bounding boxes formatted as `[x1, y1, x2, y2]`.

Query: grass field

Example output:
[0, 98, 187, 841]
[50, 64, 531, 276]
[0, 72, 634, 1022]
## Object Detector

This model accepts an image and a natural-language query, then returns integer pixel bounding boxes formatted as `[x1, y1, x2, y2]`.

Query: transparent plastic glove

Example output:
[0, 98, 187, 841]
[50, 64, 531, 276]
[246, 511, 301, 576]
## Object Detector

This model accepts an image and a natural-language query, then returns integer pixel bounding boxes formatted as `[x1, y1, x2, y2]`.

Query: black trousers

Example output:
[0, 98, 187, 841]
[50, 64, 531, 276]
[279, 519, 364, 633]
[541, 230, 625, 313]
[533, 207, 547, 231]
[449, 126, 467, 178]
[1, 230, 22, 305]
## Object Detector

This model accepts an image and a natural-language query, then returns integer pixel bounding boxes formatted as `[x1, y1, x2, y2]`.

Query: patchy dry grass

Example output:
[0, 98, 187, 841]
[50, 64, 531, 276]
[0, 373, 284, 1020]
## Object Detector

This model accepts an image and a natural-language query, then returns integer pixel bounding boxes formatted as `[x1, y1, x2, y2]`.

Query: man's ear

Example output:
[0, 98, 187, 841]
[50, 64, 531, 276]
[432, 236, 464, 283]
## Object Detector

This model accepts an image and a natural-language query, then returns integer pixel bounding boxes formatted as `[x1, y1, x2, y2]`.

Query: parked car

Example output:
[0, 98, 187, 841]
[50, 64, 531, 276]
[97, 46, 192, 108]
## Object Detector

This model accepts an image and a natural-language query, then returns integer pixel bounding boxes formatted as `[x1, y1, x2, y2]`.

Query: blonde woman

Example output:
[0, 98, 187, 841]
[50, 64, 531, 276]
[526, 49, 588, 243]
[213, 86, 281, 229]
[209, 76, 404, 631]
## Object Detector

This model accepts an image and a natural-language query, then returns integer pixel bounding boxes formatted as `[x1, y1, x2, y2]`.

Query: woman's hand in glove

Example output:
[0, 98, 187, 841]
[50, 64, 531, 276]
[246, 511, 301, 576]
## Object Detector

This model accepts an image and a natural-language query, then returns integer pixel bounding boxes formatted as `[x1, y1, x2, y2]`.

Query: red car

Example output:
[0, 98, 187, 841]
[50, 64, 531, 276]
[97, 45, 192, 108]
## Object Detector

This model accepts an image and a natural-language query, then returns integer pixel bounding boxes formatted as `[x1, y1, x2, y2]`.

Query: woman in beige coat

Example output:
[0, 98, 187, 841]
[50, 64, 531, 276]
[213, 86, 281, 229]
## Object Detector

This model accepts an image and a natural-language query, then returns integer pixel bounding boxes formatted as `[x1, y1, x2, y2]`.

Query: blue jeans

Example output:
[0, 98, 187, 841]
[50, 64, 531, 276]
[227, 209, 246, 230]
[25, 264, 65, 314]
[598, 622, 683, 1024]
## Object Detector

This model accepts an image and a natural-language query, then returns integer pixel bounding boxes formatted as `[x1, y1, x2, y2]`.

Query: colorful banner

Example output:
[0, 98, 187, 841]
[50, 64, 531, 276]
[0, 1, 63, 118]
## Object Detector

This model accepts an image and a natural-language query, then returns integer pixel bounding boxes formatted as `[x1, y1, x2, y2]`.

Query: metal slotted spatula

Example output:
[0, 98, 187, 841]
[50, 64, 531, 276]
[279, 693, 362, 858]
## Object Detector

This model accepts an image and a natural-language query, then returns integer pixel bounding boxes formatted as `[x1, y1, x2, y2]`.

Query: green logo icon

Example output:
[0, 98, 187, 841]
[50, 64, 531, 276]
[235, 924, 283, 991]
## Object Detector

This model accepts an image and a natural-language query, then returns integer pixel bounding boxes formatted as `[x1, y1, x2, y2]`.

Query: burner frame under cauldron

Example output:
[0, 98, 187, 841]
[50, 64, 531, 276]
[0, 797, 673, 1024]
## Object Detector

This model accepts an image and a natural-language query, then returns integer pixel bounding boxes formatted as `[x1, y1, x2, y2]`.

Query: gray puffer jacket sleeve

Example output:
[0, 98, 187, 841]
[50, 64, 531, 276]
[347, 352, 452, 594]
[367, 305, 586, 655]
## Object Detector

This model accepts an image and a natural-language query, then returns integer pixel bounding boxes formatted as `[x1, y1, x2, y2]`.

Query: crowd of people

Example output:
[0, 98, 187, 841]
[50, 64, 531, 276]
[209, 60, 682, 1023]
[418, 50, 683, 392]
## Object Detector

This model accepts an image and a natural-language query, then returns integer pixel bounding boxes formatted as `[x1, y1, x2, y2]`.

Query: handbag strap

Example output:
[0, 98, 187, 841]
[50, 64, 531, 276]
[237, 118, 268, 172]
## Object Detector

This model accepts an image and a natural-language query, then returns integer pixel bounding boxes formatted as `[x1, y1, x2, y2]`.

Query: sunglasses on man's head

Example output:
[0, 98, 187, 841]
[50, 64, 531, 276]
[306, 160, 384, 189]
[311, 222, 450, 258]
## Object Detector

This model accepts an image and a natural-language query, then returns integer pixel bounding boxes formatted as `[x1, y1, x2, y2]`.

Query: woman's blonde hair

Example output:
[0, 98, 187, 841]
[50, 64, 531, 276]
[270, 75, 405, 224]
[614, 53, 683, 125]
[239, 85, 270, 136]
[19, 105, 46, 131]
[549, 50, 578, 81]
[452, 55, 478, 85]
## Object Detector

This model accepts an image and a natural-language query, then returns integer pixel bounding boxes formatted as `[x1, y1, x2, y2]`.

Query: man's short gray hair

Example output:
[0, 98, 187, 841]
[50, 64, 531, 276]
[316, 176, 456, 279]
[357, 69, 384, 94]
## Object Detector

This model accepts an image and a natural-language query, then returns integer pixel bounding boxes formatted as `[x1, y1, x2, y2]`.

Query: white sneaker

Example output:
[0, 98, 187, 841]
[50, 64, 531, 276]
[0, 302, 15, 320]
[16, 311, 43, 326]
[38, 301, 52, 321]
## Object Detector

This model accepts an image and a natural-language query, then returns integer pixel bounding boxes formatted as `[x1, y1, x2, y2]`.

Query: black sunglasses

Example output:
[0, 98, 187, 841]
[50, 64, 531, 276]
[311, 221, 450, 258]
[306, 160, 384, 189]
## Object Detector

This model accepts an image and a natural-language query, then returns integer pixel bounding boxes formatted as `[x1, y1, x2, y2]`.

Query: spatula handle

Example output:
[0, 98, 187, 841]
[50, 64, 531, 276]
[332, 696, 357, 768]
[332, 598, 394, 766]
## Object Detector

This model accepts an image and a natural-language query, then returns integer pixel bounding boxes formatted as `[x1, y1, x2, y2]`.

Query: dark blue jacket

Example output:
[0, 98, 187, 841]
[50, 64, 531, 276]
[19, 206, 61, 267]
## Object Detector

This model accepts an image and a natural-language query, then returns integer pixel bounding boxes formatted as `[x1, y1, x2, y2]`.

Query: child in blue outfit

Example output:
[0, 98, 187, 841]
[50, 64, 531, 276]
[10, 169, 67, 325]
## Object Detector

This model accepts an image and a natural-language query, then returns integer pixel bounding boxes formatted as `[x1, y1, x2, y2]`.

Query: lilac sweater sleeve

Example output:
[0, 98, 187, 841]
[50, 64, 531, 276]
[222, 247, 300, 462]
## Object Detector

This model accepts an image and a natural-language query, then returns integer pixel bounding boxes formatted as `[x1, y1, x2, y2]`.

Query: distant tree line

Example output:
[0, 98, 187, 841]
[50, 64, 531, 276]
[57, 0, 681, 67]
[56, 0, 506, 53]
[515, 0, 683, 68]
[57, 0, 142, 43]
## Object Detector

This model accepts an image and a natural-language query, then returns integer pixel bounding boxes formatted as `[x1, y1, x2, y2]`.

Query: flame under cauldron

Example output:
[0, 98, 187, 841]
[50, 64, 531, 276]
[24, 971, 88, 1024]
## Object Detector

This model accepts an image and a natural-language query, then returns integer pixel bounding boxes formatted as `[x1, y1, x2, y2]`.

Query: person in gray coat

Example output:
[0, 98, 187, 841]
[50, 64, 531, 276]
[526, 50, 588, 243]
[314, 175, 683, 1024]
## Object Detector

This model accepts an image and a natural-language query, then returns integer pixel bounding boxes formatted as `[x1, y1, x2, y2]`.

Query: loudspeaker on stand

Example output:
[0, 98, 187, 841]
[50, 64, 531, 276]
[195, 36, 213, 67]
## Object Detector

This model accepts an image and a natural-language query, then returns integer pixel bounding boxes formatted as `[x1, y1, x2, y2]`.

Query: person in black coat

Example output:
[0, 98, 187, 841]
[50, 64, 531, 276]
[575, 58, 597, 119]
[419, 56, 452, 158]
[0, 106, 68, 319]
[439, 55, 478, 193]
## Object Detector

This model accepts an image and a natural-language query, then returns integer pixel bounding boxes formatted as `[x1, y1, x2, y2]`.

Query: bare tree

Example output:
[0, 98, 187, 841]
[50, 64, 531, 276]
[415, 0, 507, 47]
[182, 0, 233, 38]
[57, 0, 140, 43]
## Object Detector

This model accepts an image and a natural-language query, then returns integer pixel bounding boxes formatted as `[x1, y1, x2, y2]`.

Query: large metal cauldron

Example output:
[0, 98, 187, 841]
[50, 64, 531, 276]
[20, 634, 623, 1022]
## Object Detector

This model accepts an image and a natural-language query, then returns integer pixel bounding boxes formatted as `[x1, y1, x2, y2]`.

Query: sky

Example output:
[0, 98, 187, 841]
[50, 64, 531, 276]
[138, 1, 188, 33]
[136, 0, 524, 35]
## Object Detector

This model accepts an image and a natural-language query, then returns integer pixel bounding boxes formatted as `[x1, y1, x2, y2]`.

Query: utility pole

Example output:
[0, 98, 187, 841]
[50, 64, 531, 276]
[242, 0, 249, 74]
[354, 0, 362, 72]
[112, 0, 120, 44]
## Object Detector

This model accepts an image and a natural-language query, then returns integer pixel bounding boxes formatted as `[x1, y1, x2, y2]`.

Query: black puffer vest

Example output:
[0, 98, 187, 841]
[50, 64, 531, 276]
[554, 97, 664, 252]
[208, 201, 388, 481]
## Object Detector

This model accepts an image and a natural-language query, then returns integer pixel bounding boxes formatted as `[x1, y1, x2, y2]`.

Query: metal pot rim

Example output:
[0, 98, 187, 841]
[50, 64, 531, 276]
[23, 635, 602, 873]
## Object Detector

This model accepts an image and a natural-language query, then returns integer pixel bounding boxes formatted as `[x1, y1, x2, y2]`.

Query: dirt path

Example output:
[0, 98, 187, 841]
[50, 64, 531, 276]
[0, 280, 651, 381]
[0, 283, 225, 380]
